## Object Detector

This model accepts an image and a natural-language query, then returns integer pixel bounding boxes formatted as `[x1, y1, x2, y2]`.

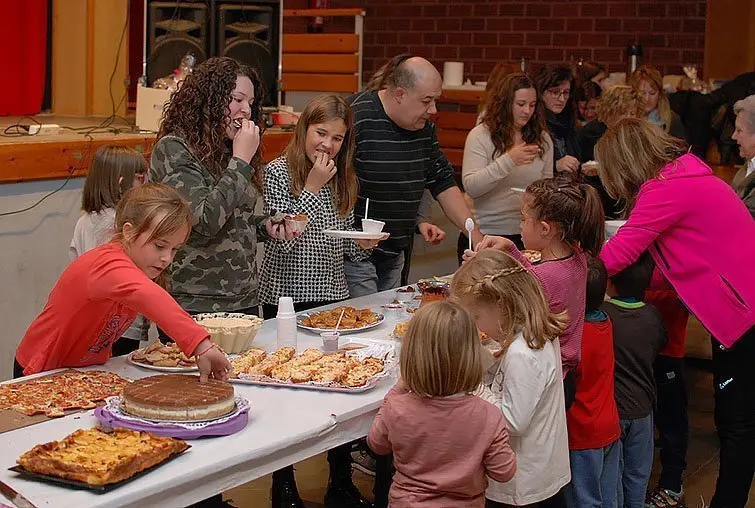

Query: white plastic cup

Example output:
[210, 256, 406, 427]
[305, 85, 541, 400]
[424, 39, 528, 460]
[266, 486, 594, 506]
[277, 297, 298, 350]
[320, 332, 340, 353]
[361, 219, 385, 233]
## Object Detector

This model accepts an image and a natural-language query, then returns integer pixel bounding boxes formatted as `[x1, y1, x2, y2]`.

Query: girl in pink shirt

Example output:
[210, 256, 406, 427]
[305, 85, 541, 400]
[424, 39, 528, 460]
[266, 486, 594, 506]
[368, 301, 516, 508]
[465, 175, 605, 409]
[15, 183, 230, 382]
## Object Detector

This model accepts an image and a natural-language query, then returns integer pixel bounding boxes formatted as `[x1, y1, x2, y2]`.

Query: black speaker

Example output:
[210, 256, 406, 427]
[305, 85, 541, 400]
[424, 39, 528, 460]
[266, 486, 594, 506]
[146, 0, 280, 106]
[217, 2, 279, 106]
[146, 2, 210, 86]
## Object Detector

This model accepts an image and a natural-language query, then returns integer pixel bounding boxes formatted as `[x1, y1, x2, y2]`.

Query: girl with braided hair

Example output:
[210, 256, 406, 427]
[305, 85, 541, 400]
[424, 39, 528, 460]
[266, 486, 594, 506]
[464, 174, 605, 411]
[452, 249, 570, 507]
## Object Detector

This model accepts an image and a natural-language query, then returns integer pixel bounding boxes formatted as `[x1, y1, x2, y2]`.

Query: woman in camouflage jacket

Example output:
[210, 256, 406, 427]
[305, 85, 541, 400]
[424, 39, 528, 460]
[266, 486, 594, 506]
[150, 57, 292, 315]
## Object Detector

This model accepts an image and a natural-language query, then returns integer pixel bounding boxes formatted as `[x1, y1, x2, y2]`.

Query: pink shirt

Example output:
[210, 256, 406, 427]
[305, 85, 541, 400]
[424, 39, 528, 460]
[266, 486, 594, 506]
[507, 246, 587, 374]
[368, 385, 516, 508]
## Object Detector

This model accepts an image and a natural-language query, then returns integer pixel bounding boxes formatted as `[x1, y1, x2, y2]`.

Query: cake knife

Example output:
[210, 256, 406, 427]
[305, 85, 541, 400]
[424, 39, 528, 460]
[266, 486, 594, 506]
[0, 481, 36, 508]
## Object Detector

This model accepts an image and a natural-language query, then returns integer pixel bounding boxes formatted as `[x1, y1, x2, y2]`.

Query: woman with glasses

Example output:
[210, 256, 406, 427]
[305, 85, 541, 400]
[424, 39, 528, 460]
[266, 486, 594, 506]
[534, 64, 582, 174]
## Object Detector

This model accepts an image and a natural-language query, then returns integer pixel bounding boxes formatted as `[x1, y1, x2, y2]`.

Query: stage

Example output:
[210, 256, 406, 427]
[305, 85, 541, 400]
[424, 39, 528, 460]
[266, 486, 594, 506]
[0, 114, 293, 184]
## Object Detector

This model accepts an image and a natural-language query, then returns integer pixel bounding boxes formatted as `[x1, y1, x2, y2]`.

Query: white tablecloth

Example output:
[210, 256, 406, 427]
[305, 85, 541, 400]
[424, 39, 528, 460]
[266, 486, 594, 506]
[0, 289, 411, 507]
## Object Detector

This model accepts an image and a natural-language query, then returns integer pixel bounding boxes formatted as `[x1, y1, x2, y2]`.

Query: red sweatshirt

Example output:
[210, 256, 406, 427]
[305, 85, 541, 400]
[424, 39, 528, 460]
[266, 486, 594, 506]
[566, 316, 621, 450]
[646, 269, 689, 358]
[16, 243, 209, 375]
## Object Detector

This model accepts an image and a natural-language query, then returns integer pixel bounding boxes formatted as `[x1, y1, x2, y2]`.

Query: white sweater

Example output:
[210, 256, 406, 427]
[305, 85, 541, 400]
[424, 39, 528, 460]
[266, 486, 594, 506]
[477, 333, 571, 505]
[462, 124, 554, 235]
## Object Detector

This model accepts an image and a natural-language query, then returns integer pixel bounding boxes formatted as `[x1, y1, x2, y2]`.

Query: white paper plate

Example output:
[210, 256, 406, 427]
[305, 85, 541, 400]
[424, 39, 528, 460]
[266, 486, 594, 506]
[127, 352, 199, 373]
[323, 230, 390, 240]
[296, 312, 385, 334]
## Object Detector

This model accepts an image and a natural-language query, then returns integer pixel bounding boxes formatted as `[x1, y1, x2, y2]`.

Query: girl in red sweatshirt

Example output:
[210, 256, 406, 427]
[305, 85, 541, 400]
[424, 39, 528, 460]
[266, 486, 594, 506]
[14, 183, 230, 381]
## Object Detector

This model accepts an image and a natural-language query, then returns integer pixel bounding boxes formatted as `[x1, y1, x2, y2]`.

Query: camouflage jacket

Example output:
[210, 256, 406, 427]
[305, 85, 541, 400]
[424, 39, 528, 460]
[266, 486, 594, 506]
[149, 135, 267, 313]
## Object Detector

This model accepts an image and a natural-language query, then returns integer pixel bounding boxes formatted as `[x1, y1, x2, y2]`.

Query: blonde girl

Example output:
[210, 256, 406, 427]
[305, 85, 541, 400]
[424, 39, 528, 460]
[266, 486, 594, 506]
[368, 300, 516, 507]
[627, 65, 685, 139]
[71, 145, 149, 355]
[452, 249, 570, 507]
[15, 183, 229, 382]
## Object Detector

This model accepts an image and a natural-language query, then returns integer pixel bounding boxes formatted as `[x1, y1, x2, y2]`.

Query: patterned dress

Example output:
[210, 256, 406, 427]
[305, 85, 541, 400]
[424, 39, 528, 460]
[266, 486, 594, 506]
[260, 156, 367, 305]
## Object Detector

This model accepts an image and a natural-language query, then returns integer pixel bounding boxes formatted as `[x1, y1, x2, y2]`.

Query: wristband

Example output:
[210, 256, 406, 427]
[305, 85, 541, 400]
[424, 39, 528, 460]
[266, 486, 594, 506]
[196, 342, 218, 358]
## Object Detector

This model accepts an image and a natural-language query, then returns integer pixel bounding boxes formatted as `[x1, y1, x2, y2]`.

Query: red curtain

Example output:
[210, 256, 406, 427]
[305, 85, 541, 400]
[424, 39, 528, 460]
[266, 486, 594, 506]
[0, 0, 48, 116]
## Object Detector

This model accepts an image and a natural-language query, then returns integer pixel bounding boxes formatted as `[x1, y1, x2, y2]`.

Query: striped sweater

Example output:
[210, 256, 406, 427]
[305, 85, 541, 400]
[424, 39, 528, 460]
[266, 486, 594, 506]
[347, 91, 457, 255]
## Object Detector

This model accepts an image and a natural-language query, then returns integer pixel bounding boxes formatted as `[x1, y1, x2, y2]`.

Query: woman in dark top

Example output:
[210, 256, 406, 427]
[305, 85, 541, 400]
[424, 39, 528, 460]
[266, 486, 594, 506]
[534, 64, 582, 173]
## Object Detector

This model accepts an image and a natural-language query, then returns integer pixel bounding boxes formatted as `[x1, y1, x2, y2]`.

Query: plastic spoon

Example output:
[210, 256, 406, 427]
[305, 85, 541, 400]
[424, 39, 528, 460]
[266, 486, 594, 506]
[364, 198, 370, 220]
[335, 309, 346, 331]
[465, 217, 474, 251]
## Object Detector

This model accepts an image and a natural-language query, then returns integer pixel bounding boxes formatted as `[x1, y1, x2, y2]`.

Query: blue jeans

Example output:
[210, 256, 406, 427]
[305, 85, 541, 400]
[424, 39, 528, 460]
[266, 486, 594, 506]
[617, 415, 654, 508]
[344, 251, 405, 298]
[564, 441, 620, 508]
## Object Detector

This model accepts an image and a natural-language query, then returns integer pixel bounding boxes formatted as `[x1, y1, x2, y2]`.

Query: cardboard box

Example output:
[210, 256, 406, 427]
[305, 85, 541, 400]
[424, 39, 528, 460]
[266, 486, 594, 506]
[136, 85, 173, 133]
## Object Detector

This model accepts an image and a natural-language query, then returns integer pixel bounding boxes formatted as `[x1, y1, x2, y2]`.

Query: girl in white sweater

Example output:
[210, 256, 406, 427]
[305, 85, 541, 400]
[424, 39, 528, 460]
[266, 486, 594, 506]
[462, 72, 553, 250]
[70, 145, 148, 355]
[453, 249, 571, 507]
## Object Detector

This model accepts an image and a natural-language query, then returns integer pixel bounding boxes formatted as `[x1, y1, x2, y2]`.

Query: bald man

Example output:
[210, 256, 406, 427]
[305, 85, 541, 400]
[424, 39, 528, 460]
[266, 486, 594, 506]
[345, 55, 482, 297]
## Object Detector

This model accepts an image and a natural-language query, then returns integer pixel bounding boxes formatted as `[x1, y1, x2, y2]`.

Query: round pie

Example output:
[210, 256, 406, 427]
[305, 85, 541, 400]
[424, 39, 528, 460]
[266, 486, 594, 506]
[121, 374, 235, 421]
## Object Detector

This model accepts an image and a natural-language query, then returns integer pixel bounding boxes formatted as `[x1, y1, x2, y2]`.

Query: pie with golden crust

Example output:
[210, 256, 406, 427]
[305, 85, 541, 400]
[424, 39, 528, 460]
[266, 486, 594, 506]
[17, 428, 188, 486]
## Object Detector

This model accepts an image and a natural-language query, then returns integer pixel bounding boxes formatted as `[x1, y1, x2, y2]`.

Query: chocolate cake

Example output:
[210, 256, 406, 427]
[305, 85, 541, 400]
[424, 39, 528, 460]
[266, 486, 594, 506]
[122, 374, 235, 421]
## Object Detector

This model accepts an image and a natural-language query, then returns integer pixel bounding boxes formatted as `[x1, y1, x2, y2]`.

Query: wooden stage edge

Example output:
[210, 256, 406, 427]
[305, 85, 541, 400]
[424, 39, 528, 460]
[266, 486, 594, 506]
[0, 118, 294, 184]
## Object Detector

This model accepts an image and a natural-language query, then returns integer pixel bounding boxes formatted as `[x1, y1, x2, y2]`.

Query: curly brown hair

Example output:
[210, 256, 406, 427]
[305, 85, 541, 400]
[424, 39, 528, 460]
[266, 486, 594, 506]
[158, 57, 265, 189]
[480, 72, 547, 157]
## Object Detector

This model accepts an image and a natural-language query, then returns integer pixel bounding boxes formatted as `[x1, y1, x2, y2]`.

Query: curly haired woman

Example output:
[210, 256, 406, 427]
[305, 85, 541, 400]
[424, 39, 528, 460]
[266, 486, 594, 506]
[149, 56, 292, 319]
[462, 72, 553, 250]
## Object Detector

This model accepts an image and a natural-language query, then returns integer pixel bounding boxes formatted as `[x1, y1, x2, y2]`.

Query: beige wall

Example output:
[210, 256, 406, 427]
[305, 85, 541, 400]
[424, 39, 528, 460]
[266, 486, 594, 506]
[52, 0, 129, 116]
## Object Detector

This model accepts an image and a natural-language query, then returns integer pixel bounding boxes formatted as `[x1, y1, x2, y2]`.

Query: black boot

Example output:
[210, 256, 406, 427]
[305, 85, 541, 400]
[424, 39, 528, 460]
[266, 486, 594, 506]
[324, 472, 373, 508]
[324, 445, 372, 508]
[271, 467, 305, 508]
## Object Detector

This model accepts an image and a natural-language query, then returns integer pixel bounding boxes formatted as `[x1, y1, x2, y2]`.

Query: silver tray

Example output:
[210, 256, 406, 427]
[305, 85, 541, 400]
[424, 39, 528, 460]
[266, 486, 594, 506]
[296, 312, 385, 335]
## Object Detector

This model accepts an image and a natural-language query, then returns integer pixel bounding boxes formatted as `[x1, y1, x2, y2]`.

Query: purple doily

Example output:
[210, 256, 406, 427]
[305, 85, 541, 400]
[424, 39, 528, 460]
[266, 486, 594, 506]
[94, 397, 250, 439]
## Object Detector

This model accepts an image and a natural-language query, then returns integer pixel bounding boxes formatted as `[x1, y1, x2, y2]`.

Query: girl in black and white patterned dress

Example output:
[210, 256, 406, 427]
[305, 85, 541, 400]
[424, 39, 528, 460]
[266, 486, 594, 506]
[260, 94, 379, 319]
[260, 94, 377, 508]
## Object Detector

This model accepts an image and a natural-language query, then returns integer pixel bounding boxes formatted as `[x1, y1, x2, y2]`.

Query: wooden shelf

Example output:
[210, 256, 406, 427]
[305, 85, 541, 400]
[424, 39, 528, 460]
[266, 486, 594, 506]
[283, 8, 365, 17]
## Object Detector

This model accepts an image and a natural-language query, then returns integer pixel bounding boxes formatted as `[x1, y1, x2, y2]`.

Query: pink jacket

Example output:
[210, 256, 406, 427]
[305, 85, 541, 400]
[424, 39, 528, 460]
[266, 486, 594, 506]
[600, 154, 755, 348]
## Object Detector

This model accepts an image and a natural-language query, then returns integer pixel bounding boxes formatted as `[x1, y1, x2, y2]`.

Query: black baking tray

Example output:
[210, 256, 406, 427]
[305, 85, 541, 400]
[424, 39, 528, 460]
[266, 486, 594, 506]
[8, 445, 190, 493]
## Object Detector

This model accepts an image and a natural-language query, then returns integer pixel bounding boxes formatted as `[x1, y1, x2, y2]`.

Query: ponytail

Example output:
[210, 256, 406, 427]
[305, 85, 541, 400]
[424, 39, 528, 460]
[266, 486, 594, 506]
[526, 175, 606, 256]
[575, 183, 606, 256]
[365, 54, 414, 91]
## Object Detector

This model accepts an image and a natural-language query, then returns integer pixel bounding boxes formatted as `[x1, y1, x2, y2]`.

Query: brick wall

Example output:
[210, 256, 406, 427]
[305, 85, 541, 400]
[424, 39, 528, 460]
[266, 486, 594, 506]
[285, 0, 707, 83]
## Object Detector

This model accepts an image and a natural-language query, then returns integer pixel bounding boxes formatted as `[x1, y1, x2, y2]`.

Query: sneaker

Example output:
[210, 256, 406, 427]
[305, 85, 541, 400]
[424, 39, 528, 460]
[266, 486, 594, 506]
[646, 486, 685, 508]
[351, 448, 376, 477]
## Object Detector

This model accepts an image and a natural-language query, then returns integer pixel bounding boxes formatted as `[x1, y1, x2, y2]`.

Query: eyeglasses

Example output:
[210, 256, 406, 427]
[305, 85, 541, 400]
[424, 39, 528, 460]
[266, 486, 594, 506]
[547, 88, 571, 100]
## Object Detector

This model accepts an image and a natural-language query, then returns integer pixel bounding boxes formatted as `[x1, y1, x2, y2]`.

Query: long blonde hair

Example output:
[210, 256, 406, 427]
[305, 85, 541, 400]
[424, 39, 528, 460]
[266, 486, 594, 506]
[451, 249, 568, 350]
[628, 65, 674, 133]
[114, 183, 193, 288]
[597, 85, 641, 127]
[594, 117, 687, 208]
[283, 94, 358, 216]
[400, 301, 483, 397]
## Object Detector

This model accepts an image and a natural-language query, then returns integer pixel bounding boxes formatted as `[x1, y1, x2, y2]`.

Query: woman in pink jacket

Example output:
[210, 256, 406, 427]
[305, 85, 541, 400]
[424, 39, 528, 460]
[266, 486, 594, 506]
[596, 117, 755, 508]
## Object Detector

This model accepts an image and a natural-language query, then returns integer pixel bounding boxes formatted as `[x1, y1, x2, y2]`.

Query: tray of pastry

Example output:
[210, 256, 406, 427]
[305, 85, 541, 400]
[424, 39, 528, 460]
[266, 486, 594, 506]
[230, 343, 396, 393]
[9, 428, 189, 492]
